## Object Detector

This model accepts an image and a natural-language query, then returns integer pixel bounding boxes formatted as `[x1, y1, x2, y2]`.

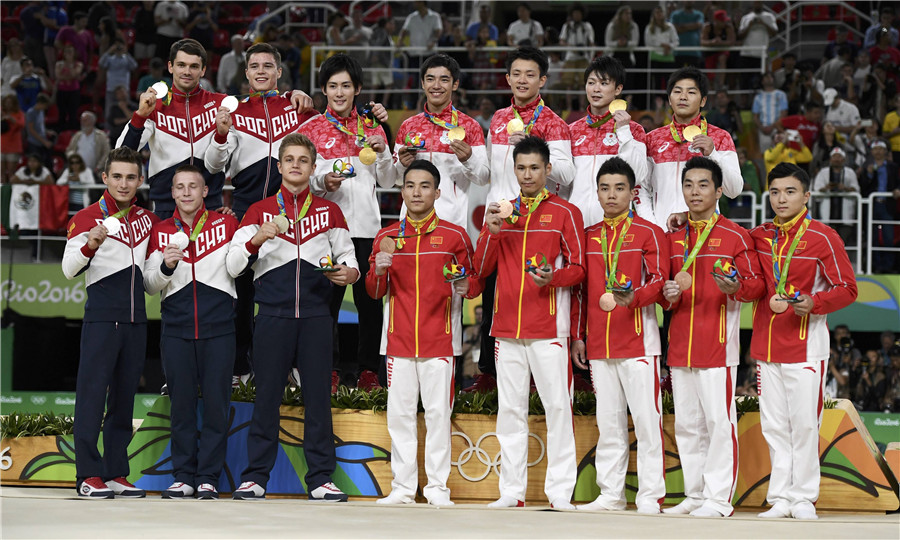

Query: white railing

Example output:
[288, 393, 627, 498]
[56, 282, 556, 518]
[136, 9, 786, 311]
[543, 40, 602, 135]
[243, 3, 337, 43]
[866, 192, 900, 275]
[773, 1, 873, 59]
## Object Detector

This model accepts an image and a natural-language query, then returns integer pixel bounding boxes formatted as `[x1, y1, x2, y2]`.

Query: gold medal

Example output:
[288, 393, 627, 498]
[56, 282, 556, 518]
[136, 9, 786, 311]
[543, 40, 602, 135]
[271, 214, 290, 234]
[769, 294, 789, 314]
[496, 200, 514, 219]
[358, 147, 377, 166]
[506, 118, 524, 134]
[379, 236, 396, 254]
[448, 127, 466, 141]
[599, 292, 616, 312]
[683, 125, 702, 142]
[608, 99, 627, 113]
[674, 271, 693, 291]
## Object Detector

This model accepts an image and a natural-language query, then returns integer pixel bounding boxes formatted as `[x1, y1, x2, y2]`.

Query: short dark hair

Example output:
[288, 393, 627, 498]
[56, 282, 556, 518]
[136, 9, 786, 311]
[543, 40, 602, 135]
[246, 42, 282, 69]
[583, 55, 626, 87]
[169, 38, 208, 68]
[173, 164, 205, 184]
[420, 53, 460, 83]
[512, 135, 550, 165]
[106, 147, 143, 174]
[403, 159, 441, 188]
[667, 66, 709, 98]
[319, 53, 364, 91]
[506, 46, 549, 78]
[682, 156, 723, 189]
[596, 157, 636, 189]
[768, 162, 810, 192]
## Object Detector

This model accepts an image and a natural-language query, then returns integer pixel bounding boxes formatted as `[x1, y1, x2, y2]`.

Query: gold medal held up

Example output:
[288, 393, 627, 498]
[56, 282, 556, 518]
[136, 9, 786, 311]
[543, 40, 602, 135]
[608, 99, 627, 113]
[448, 126, 466, 141]
[358, 147, 377, 166]
[683, 125, 702, 142]
[506, 118, 525, 134]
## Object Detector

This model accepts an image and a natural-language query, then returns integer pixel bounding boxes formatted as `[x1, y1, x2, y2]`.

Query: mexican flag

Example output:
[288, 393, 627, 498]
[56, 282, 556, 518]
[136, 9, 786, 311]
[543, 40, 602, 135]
[0, 184, 69, 233]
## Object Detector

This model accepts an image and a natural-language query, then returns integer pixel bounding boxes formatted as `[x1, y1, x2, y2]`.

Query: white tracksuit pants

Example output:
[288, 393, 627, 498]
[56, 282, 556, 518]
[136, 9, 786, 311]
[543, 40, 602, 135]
[495, 338, 576, 503]
[757, 359, 826, 510]
[671, 366, 739, 516]
[385, 355, 455, 502]
[590, 356, 666, 509]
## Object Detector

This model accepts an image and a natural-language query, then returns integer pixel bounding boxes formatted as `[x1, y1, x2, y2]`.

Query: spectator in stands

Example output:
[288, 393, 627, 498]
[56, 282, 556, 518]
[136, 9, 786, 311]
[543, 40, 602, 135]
[879, 332, 898, 367]
[24, 94, 53, 166]
[136, 58, 170, 99]
[736, 1, 777, 90]
[467, 25, 502, 91]
[812, 147, 858, 245]
[559, 3, 594, 111]
[1, 38, 25, 98]
[325, 12, 350, 52]
[473, 97, 495, 133]
[96, 16, 125, 59]
[884, 347, 900, 412]
[155, 0, 189, 61]
[275, 34, 303, 91]
[869, 28, 900, 71]
[773, 53, 799, 93]
[1, 95, 25, 183]
[399, 1, 442, 51]
[86, 1, 114, 35]
[823, 25, 859, 62]
[10, 57, 49, 112]
[36, 1, 67, 80]
[605, 6, 639, 69]
[98, 39, 137, 123]
[133, 1, 157, 60]
[763, 129, 812, 175]
[823, 88, 861, 140]
[18, 3, 45, 72]
[705, 88, 742, 144]
[700, 10, 735, 90]
[811, 121, 854, 176]
[644, 5, 680, 93]
[466, 4, 498, 42]
[752, 72, 788, 153]
[851, 119, 880, 168]
[106, 85, 134, 144]
[342, 7, 372, 65]
[185, 2, 219, 50]
[825, 344, 851, 400]
[859, 138, 899, 273]
[216, 36, 245, 95]
[56, 153, 97, 211]
[54, 12, 95, 67]
[12, 153, 54, 184]
[737, 146, 762, 195]
[855, 351, 888, 411]
[66, 111, 110, 175]
[54, 44, 84, 131]
[669, 1, 704, 68]
[369, 17, 396, 108]
[884, 94, 900, 163]
[781, 102, 823, 150]
[864, 7, 898, 50]
[506, 2, 544, 47]
[816, 45, 853, 90]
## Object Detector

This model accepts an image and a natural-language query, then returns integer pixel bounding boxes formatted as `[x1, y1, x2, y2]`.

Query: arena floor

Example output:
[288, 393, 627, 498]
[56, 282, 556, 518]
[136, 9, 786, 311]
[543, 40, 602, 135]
[1, 487, 897, 539]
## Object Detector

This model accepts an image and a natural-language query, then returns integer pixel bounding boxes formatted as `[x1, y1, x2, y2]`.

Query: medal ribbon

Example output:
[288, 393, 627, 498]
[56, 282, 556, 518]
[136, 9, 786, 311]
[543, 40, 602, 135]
[506, 187, 550, 224]
[396, 209, 439, 250]
[277, 188, 313, 225]
[98, 196, 130, 220]
[669, 117, 708, 144]
[680, 212, 719, 273]
[513, 98, 544, 135]
[325, 109, 370, 148]
[585, 110, 613, 128]
[600, 211, 633, 292]
[173, 210, 209, 242]
[423, 105, 459, 131]
[243, 89, 279, 103]
[771, 212, 811, 296]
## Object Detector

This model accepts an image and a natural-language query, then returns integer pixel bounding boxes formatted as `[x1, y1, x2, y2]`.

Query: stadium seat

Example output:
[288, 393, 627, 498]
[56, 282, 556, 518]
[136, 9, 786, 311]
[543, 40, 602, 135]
[220, 4, 244, 25]
[802, 5, 831, 21]
[115, 3, 127, 24]
[213, 29, 231, 50]
[45, 104, 59, 126]
[248, 4, 268, 22]
[54, 130, 76, 154]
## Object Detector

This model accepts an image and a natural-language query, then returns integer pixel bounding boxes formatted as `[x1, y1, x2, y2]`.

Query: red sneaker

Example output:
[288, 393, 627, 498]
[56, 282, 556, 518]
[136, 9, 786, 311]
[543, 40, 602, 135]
[78, 477, 114, 499]
[105, 476, 145, 498]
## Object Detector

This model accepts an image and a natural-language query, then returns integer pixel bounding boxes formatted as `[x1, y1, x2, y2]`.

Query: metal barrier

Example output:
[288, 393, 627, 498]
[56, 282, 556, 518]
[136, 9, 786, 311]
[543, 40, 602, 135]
[772, 1, 874, 60]
[727, 191, 759, 230]
[866, 192, 900, 275]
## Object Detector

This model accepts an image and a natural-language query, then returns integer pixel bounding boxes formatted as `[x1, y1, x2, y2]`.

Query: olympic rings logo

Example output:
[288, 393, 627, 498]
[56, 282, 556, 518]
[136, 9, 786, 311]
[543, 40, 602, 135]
[450, 431, 546, 482]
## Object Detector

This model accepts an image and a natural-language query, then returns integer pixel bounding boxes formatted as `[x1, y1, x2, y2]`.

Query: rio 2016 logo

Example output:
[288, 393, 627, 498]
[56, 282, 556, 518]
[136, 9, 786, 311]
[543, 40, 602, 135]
[0, 280, 85, 304]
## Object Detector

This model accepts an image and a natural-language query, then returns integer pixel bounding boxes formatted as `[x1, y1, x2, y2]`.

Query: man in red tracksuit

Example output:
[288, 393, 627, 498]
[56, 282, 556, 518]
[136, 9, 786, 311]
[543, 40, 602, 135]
[474, 136, 585, 509]
[366, 160, 482, 507]
[660, 156, 765, 518]
[571, 157, 669, 514]
[750, 162, 857, 520]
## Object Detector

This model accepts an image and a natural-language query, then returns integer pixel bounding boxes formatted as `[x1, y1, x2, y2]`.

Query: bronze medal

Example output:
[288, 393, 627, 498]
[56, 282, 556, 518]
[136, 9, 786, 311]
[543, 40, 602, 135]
[674, 271, 693, 291]
[496, 200, 514, 219]
[599, 292, 616, 312]
[379, 236, 396, 254]
[769, 294, 789, 314]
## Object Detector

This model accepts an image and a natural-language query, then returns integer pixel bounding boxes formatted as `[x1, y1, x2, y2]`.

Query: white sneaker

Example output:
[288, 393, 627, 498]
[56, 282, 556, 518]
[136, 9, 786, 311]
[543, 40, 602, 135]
[636, 503, 660, 514]
[162, 482, 195, 499]
[377, 492, 415, 505]
[550, 498, 575, 510]
[309, 481, 348, 502]
[791, 502, 818, 520]
[196, 483, 218, 500]
[487, 495, 524, 508]
[577, 497, 623, 511]
[105, 477, 145, 498]
[690, 506, 724, 517]
[758, 502, 791, 518]
[428, 494, 454, 507]
[232, 481, 265, 500]
[663, 498, 703, 514]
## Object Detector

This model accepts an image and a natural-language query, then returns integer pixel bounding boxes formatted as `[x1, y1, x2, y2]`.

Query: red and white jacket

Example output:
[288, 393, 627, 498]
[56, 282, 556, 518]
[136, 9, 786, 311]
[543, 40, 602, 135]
[486, 96, 575, 204]
[144, 210, 238, 340]
[571, 213, 668, 360]
[473, 192, 585, 339]
[366, 213, 483, 358]
[665, 216, 765, 368]
[117, 85, 225, 214]
[640, 116, 742, 229]
[569, 115, 649, 226]
[749, 209, 858, 364]
[62, 191, 159, 323]
[204, 93, 315, 219]
[299, 107, 395, 239]
[392, 104, 489, 227]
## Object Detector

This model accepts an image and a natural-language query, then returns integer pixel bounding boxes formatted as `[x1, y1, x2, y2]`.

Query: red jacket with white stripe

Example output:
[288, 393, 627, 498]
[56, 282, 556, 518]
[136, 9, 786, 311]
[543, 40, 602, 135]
[569, 116, 649, 226]
[665, 216, 766, 368]
[486, 96, 575, 203]
[473, 192, 585, 339]
[365, 213, 483, 358]
[639, 116, 742, 229]
[749, 209, 858, 364]
[392, 104, 489, 227]
[571, 213, 668, 360]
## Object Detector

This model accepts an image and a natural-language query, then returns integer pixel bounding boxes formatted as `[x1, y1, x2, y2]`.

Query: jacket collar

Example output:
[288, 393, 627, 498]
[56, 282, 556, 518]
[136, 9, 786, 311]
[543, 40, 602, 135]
[511, 94, 542, 115]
